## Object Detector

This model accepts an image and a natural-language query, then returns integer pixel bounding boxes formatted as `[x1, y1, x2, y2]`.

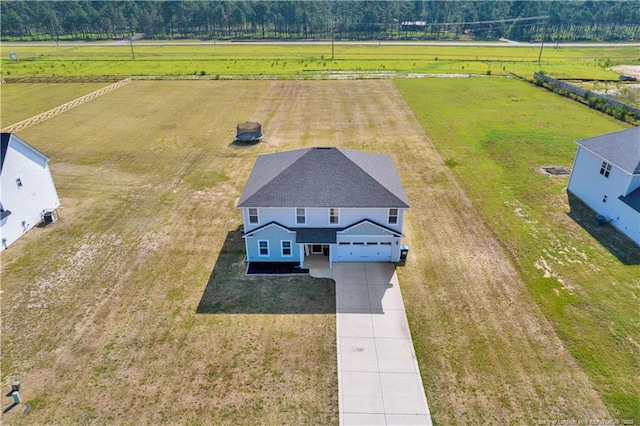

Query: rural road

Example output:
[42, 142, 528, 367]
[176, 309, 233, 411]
[5, 40, 640, 48]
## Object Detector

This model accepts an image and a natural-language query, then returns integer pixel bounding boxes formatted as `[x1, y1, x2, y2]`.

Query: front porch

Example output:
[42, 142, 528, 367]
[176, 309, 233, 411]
[304, 253, 330, 269]
[300, 243, 331, 269]
[296, 228, 335, 269]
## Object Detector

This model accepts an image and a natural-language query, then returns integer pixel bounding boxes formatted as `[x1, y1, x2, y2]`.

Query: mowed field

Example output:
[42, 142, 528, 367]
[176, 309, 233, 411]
[1, 78, 638, 424]
[2, 42, 638, 79]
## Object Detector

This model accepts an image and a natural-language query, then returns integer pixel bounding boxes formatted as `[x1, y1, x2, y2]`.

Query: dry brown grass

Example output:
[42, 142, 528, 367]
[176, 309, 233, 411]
[1, 79, 612, 424]
[1, 81, 338, 425]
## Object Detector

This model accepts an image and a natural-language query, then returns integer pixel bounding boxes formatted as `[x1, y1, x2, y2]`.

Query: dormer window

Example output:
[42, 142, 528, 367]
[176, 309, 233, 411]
[248, 208, 259, 224]
[599, 161, 611, 178]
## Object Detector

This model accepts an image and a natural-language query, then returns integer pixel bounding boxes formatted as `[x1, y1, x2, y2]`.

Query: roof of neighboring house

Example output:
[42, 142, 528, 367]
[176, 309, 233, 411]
[237, 147, 410, 208]
[576, 127, 640, 175]
[0, 133, 50, 175]
[619, 186, 640, 213]
[0, 133, 10, 173]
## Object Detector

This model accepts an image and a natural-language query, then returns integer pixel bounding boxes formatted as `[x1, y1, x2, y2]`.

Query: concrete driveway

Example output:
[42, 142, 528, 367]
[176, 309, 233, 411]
[311, 262, 432, 426]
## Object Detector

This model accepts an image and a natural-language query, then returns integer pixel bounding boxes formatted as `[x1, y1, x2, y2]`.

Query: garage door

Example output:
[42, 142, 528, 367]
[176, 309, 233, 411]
[336, 242, 393, 261]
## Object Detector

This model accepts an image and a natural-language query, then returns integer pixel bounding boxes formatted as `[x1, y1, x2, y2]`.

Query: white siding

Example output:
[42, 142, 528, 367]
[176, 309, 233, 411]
[613, 202, 640, 245]
[1, 137, 60, 250]
[568, 145, 640, 246]
[625, 175, 640, 196]
[568, 146, 632, 219]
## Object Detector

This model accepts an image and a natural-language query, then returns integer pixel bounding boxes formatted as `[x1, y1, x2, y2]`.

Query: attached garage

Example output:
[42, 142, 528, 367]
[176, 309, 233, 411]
[336, 240, 394, 261]
[333, 220, 403, 263]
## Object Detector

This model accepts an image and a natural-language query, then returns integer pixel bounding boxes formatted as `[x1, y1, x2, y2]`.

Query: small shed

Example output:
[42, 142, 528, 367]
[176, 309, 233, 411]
[236, 122, 264, 142]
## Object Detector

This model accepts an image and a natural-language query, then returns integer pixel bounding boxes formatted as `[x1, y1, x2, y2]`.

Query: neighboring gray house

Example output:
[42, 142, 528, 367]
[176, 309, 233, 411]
[567, 126, 640, 246]
[1, 133, 60, 251]
[237, 147, 410, 268]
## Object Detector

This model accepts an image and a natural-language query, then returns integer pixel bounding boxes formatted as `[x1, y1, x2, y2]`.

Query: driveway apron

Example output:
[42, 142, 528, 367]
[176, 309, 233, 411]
[311, 262, 432, 426]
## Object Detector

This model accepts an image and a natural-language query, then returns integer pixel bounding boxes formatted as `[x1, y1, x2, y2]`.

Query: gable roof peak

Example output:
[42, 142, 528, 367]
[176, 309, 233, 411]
[1, 133, 50, 175]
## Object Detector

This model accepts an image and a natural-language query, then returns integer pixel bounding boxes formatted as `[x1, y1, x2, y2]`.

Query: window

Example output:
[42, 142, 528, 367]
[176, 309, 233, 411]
[296, 208, 306, 224]
[329, 208, 339, 224]
[339, 242, 350, 245]
[600, 161, 612, 178]
[258, 240, 269, 256]
[380, 242, 392, 246]
[281, 240, 292, 257]
[388, 208, 399, 224]
[248, 208, 259, 224]
[15, 178, 23, 188]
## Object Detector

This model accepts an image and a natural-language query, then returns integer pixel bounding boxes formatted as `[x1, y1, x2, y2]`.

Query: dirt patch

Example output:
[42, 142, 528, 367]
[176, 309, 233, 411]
[610, 65, 640, 79]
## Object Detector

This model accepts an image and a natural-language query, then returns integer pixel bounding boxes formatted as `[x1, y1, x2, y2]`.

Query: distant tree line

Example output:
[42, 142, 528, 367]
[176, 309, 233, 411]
[2, 1, 639, 42]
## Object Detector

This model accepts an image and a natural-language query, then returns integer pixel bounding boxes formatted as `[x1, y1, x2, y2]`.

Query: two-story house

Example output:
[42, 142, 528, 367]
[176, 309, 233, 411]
[237, 147, 410, 268]
[567, 126, 640, 246]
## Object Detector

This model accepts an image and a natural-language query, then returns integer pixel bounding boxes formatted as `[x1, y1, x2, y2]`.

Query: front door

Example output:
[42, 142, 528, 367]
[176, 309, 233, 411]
[310, 244, 324, 254]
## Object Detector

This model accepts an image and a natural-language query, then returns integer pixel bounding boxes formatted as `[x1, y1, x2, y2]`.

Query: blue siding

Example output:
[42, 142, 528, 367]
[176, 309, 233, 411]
[244, 224, 300, 262]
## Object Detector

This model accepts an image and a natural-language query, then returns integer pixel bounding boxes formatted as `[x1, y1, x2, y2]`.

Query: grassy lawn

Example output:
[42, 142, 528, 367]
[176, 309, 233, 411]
[396, 77, 639, 422]
[1, 77, 638, 424]
[1, 42, 638, 79]
[0, 83, 111, 126]
[0, 81, 337, 424]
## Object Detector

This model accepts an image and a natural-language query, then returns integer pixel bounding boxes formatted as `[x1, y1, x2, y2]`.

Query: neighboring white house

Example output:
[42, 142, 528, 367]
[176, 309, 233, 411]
[237, 147, 410, 268]
[1, 133, 60, 251]
[567, 126, 640, 246]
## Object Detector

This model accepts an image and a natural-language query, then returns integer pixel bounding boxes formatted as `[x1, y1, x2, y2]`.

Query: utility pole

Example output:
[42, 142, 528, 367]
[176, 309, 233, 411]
[129, 37, 135, 60]
[331, 21, 335, 61]
[50, 18, 59, 47]
[538, 22, 547, 65]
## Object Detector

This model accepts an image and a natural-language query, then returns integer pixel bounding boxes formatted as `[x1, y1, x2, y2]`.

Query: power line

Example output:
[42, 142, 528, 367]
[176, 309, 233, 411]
[434, 15, 550, 27]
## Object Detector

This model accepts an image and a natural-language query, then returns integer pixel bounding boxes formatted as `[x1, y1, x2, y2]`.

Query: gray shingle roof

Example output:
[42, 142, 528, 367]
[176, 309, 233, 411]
[294, 228, 337, 244]
[237, 147, 410, 208]
[576, 127, 640, 175]
[0, 133, 11, 174]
